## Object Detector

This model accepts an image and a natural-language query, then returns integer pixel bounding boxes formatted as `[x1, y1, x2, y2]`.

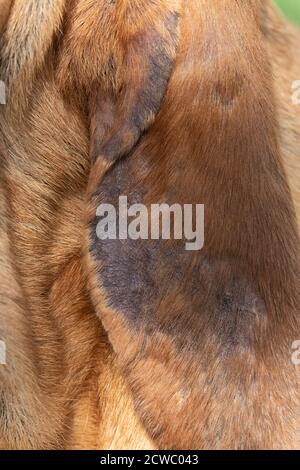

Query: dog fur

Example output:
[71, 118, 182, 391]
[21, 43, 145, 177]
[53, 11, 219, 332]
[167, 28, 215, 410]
[0, 0, 300, 449]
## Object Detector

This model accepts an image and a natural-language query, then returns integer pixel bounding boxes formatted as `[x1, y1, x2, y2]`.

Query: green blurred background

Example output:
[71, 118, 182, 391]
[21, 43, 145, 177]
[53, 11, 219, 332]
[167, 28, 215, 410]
[276, 0, 300, 25]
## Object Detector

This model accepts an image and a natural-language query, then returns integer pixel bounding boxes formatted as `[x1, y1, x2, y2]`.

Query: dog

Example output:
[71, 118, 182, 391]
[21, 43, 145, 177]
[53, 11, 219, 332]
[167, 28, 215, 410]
[0, 0, 299, 449]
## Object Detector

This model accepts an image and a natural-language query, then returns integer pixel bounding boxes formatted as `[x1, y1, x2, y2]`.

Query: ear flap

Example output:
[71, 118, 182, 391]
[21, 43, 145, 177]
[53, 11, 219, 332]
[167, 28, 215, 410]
[58, 0, 181, 190]
[86, 1, 300, 450]
[87, 3, 181, 193]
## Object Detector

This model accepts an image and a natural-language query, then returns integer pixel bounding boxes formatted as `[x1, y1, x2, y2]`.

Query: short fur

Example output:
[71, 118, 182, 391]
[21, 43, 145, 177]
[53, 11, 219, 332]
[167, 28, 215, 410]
[0, 0, 300, 449]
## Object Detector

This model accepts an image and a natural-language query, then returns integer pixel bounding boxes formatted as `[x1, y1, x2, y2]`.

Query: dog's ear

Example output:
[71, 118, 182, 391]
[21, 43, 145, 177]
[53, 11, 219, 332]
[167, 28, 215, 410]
[85, 0, 300, 450]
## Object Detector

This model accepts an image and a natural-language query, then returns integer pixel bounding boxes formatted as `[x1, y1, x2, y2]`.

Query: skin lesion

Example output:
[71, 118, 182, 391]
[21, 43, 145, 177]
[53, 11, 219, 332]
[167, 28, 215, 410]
[213, 72, 246, 110]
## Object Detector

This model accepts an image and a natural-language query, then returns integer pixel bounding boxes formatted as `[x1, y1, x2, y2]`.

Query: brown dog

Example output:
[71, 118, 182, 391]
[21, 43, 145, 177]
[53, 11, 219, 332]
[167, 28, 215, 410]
[0, 0, 299, 449]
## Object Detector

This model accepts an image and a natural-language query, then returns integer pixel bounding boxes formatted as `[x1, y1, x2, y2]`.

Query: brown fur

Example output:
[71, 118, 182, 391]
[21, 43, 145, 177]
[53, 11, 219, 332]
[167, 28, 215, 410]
[0, 0, 12, 33]
[0, 0, 300, 449]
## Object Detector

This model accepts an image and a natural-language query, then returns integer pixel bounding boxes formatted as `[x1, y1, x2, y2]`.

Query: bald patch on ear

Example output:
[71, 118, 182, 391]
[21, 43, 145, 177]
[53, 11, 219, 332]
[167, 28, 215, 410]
[58, 1, 181, 193]
[90, 10, 179, 167]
